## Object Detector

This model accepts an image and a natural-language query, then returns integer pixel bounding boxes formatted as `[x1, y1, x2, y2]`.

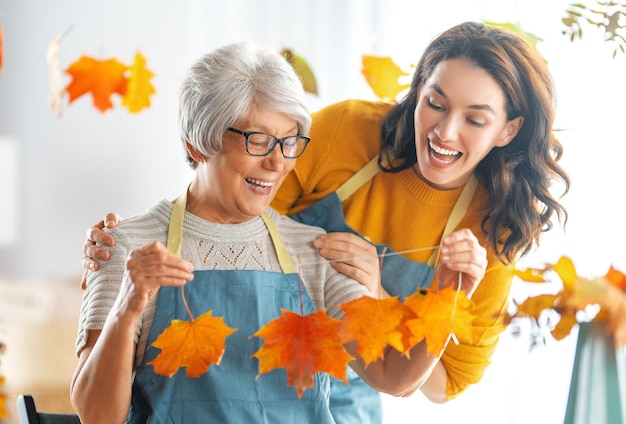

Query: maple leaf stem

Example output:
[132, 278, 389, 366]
[180, 286, 195, 321]
[378, 247, 388, 300]
[297, 256, 304, 316]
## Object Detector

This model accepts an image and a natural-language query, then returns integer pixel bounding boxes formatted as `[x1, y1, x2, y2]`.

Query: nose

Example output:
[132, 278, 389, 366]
[263, 145, 287, 171]
[434, 115, 458, 143]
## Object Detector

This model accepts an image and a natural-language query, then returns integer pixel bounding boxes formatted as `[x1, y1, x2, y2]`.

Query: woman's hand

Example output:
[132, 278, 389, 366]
[435, 228, 487, 298]
[120, 240, 195, 315]
[313, 232, 386, 298]
[80, 212, 122, 289]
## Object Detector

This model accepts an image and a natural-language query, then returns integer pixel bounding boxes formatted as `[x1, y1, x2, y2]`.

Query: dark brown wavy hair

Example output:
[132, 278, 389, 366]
[380, 21, 570, 264]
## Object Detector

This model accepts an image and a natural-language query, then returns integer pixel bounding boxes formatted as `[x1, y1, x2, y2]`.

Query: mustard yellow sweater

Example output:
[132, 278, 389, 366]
[272, 99, 514, 399]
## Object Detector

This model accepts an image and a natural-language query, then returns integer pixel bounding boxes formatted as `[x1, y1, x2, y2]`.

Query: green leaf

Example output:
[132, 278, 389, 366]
[281, 49, 318, 96]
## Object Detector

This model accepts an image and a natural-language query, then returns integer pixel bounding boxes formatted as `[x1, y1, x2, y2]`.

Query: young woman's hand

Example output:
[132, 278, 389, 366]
[435, 228, 487, 298]
[313, 232, 387, 298]
[80, 212, 122, 289]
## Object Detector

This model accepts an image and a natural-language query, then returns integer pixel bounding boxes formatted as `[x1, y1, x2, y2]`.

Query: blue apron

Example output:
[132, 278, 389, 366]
[288, 154, 477, 424]
[127, 190, 334, 423]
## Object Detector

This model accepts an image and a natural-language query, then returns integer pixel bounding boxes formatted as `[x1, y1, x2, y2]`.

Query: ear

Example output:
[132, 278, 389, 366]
[496, 116, 524, 147]
[185, 141, 205, 163]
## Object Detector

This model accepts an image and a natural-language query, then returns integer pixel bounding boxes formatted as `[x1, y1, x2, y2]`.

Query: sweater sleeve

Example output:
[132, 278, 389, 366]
[443, 257, 514, 398]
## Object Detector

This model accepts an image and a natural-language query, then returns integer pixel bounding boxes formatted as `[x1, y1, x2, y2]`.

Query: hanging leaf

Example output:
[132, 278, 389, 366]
[147, 310, 237, 378]
[252, 308, 353, 398]
[121, 52, 156, 113]
[281, 48, 318, 95]
[404, 286, 476, 357]
[338, 296, 415, 365]
[483, 21, 544, 52]
[47, 36, 64, 117]
[361, 55, 411, 102]
[65, 55, 128, 113]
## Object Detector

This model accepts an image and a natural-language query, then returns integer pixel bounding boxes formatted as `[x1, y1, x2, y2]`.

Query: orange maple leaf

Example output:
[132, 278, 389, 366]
[121, 52, 156, 113]
[65, 55, 128, 113]
[0, 376, 8, 419]
[252, 308, 353, 398]
[604, 266, 626, 291]
[361, 55, 411, 101]
[404, 286, 476, 356]
[338, 296, 415, 365]
[147, 310, 237, 378]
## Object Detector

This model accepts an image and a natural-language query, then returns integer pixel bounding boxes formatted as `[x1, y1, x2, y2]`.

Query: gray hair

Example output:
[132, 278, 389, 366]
[178, 41, 311, 168]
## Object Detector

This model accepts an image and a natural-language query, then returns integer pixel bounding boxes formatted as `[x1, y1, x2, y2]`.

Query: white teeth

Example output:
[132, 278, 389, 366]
[246, 178, 273, 187]
[429, 141, 459, 156]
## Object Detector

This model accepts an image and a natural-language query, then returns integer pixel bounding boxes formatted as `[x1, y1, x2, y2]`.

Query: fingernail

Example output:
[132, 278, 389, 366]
[89, 261, 95, 271]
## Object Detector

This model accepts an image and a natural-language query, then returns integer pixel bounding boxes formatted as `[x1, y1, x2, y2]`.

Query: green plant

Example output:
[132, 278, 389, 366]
[562, 1, 626, 58]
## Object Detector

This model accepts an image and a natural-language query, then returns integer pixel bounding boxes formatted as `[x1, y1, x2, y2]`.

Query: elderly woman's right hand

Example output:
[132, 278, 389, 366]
[120, 240, 195, 315]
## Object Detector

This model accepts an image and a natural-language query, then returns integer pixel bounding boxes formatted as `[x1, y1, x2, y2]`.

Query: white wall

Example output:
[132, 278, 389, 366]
[1, 0, 624, 422]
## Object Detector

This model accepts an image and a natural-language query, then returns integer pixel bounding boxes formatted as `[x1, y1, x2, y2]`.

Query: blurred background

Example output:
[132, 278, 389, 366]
[0, 0, 624, 422]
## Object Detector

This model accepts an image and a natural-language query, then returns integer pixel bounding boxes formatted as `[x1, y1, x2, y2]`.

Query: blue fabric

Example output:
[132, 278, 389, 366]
[289, 192, 435, 299]
[128, 268, 335, 424]
[289, 192, 435, 424]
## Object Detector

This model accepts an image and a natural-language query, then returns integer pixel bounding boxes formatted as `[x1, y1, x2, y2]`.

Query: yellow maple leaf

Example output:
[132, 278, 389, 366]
[551, 256, 578, 291]
[404, 286, 476, 357]
[147, 310, 237, 378]
[361, 55, 411, 102]
[122, 52, 156, 113]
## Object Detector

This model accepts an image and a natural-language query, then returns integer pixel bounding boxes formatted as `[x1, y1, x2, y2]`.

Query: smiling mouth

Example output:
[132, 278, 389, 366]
[429, 140, 461, 164]
[245, 177, 274, 192]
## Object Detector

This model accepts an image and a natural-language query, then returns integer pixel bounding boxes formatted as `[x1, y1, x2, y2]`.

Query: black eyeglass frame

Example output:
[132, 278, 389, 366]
[226, 127, 311, 159]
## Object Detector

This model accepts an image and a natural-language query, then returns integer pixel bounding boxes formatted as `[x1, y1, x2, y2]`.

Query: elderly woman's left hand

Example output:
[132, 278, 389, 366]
[313, 232, 385, 298]
[435, 229, 487, 298]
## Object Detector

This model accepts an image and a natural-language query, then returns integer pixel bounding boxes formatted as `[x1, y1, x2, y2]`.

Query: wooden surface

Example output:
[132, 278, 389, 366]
[1, 275, 83, 423]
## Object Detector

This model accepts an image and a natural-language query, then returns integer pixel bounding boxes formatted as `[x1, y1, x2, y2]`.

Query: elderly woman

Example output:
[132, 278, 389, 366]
[71, 41, 484, 424]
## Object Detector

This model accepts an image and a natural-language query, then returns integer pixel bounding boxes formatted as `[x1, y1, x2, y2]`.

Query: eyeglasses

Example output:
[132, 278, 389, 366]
[226, 127, 310, 159]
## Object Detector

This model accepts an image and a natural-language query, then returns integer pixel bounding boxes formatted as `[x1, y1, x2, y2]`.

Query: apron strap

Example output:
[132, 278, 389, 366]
[260, 214, 297, 274]
[167, 188, 187, 257]
[426, 174, 478, 267]
[167, 185, 297, 274]
[335, 150, 393, 202]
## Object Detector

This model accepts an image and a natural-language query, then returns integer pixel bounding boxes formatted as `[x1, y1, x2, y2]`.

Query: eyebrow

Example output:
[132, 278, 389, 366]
[430, 84, 497, 115]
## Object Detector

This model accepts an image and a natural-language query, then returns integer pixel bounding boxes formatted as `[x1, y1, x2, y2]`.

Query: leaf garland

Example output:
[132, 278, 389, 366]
[148, 277, 476, 398]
